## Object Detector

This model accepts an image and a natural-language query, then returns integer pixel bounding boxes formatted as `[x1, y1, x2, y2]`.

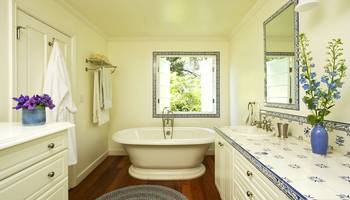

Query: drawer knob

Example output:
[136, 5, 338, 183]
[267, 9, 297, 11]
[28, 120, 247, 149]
[47, 143, 55, 149]
[218, 142, 224, 147]
[48, 171, 55, 178]
[246, 191, 253, 198]
[246, 171, 253, 177]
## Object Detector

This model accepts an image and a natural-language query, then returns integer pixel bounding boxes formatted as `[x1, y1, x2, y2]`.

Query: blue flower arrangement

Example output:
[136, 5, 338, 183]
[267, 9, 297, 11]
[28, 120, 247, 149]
[299, 34, 347, 126]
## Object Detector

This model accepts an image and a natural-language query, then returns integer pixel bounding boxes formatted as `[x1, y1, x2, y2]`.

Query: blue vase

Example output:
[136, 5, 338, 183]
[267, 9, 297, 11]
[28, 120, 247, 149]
[22, 107, 46, 126]
[311, 124, 328, 155]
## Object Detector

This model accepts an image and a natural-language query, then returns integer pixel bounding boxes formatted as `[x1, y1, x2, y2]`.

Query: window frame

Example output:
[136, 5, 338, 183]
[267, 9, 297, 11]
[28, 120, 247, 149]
[152, 51, 220, 118]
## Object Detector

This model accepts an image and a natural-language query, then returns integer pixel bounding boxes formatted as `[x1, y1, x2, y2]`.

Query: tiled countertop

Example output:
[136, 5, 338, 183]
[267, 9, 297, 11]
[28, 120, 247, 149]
[0, 122, 74, 150]
[215, 126, 350, 200]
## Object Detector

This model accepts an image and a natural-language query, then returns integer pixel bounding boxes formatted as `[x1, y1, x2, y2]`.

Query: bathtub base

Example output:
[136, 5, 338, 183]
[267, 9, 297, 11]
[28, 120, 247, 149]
[129, 164, 206, 180]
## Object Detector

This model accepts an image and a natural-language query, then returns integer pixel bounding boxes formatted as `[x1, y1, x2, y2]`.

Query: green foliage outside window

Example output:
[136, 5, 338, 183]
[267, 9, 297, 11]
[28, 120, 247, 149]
[166, 57, 202, 112]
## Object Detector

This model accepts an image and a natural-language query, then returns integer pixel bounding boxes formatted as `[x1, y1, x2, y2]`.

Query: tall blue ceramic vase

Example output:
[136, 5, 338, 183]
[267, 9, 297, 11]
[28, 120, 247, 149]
[311, 124, 328, 155]
[22, 107, 46, 126]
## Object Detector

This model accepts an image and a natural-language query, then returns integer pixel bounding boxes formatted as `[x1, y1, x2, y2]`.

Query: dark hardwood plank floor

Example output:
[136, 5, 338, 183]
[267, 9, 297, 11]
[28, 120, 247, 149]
[69, 156, 221, 200]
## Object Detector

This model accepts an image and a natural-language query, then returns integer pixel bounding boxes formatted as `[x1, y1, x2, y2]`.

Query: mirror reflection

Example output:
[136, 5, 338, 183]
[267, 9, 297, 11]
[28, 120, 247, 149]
[264, 2, 299, 109]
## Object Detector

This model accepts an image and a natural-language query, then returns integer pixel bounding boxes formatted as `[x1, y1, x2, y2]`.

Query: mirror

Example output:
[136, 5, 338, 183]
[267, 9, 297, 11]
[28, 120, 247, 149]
[264, 0, 299, 110]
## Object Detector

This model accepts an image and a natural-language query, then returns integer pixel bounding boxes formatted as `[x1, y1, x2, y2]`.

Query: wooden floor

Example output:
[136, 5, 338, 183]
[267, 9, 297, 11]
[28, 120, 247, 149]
[69, 156, 221, 200]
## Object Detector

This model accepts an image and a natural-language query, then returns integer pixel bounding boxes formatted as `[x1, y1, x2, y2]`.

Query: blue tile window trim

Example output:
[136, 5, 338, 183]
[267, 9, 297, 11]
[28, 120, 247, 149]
[214, 127, 307, 200]
[152, 51, 220, 118]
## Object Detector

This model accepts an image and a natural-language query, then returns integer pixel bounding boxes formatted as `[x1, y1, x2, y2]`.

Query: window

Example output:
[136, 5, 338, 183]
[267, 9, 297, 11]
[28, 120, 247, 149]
[153, 51, 220, 118]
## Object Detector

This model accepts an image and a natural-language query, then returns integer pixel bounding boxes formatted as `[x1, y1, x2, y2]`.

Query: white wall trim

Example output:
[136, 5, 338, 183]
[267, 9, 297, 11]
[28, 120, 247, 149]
[108, 36, 229, 42]
[73, 151, 109, 187]
[230, 0, 267, 39]
[109, 149, 127, 156]
[55, 0, 107, 39]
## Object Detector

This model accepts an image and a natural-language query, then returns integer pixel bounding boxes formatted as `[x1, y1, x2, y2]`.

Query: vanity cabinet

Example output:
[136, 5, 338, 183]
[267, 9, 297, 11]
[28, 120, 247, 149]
[215, 135, 234, 200]
[0, 129, 69, 200]
[215, 134, 289, 200]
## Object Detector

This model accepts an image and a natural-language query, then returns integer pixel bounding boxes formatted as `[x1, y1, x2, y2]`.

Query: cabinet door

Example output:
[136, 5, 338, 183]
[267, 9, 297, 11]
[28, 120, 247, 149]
[223, 140, 234, 200]
[214, 137, 223, 194]
[215, 137, 235, 200]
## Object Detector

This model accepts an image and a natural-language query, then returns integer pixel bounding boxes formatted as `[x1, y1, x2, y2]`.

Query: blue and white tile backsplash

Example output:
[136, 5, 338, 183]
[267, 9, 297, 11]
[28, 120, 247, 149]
[260, 110, 350, 154]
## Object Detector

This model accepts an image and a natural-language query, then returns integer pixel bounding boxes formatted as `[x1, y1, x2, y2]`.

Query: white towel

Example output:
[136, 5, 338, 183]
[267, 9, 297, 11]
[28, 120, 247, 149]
[43, 42, 78, 166]
[99, 67, 112, 109]
[93, 70, 110, 125]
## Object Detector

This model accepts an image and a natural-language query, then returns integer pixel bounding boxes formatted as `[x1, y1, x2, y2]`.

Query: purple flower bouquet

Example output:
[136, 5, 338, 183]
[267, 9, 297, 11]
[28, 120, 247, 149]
[13, 94, 55, 126]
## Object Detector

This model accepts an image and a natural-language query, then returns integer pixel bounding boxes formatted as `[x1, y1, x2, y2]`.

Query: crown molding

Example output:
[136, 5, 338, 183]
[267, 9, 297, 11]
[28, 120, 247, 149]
[108, 35, 229, 42]
[229, 0, 267, 39]
[56, 0, 108, 39]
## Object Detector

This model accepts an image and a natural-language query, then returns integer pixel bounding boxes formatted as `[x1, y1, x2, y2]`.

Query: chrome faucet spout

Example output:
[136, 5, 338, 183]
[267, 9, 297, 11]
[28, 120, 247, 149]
[162, 107, 174, 139]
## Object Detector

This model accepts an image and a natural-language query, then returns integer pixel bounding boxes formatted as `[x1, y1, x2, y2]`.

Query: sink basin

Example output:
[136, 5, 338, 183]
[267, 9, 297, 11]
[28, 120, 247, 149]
[228, 126, 274, 138]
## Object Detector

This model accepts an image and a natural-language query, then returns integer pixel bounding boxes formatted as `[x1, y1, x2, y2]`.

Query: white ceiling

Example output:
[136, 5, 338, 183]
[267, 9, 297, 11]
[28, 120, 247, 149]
[63, 0, 257, 38]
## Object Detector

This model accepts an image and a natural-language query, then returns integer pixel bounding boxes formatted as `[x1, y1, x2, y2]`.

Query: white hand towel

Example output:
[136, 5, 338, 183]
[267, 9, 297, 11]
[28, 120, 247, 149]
[98, 67, 112, 109]
[103, 67, 113, 109]
[93, 70, 110, 125]
[43, 42, 78, 165]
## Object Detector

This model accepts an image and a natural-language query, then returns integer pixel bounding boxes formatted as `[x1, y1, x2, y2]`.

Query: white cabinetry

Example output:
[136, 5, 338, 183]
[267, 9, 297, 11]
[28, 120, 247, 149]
[0, 129, 69, 200]
[215, 135, 234, 200]
[215, 134, 289, 200]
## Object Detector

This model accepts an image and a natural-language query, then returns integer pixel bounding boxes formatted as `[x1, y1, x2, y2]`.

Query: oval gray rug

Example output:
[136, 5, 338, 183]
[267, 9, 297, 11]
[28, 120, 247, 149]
[96, 185, 188, 200]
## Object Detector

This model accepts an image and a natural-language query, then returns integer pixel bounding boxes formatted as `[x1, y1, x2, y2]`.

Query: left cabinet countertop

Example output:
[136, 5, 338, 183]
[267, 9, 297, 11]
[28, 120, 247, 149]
[0, 122, 74, 150]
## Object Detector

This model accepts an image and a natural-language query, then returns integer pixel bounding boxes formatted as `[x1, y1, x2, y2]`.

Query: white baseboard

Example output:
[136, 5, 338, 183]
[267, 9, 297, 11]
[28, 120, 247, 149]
[109, 149, 127, 156]
[72, 151, 109, 188]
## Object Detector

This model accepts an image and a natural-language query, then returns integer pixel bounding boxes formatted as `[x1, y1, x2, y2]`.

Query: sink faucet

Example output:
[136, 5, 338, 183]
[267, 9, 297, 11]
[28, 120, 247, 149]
[253, 116, 273, 132]
[162, 107, 174, 139]
[261, 116, 273, 132]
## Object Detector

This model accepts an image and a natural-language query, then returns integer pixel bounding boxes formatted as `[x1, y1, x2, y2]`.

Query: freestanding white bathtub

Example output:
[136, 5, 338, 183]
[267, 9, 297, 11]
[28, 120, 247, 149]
[112, 127, 215, 180]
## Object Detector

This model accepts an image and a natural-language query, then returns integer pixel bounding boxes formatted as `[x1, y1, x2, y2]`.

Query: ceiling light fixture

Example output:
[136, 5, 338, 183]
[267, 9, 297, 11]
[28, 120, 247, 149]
[295, 0, 320, 12]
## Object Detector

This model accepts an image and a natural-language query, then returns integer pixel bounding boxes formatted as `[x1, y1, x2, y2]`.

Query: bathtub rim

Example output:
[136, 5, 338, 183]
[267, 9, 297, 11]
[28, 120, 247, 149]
[112, 127, 215, 146]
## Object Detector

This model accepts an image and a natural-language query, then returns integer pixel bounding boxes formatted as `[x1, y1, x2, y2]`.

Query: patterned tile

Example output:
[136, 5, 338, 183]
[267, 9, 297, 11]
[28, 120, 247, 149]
[309, 176, 325, 183]
[216, 127, 350, 200]
[337, 194, 350, 200]
[339, 176, 350, 183]
[315, 163, 328, 168]
[288, 164, 301, 169]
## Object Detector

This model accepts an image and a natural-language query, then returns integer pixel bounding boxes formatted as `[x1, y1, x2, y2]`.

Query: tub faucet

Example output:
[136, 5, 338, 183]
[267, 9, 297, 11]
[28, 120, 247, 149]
[162, 107, 174, 139]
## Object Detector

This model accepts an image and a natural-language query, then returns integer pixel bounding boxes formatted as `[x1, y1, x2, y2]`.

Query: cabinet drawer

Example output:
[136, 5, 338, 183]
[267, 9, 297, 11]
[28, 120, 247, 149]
[235, 152, 288, 200]
[37, 178, 68, 200]
[0, 150, 68, 200]
[234, 162, 270, 200]
[0, 131, 67, 180]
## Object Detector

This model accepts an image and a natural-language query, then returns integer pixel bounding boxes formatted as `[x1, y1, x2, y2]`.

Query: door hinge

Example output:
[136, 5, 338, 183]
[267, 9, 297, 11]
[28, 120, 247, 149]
[16, 26, 26, 40]
[212, 99, 215, 103]
[157, 99, 160, 104]
[289, 67, 293, 73]
[289, 98, 292, 104]
[212, 67, 215, 72]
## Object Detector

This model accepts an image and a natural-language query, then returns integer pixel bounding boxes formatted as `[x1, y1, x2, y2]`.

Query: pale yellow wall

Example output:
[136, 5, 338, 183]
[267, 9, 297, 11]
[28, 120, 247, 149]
[0, 0, 13, 121]
[229, 0, 350, 151]
[107, 38, 230, 152]
[13, 0, 109, 183]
